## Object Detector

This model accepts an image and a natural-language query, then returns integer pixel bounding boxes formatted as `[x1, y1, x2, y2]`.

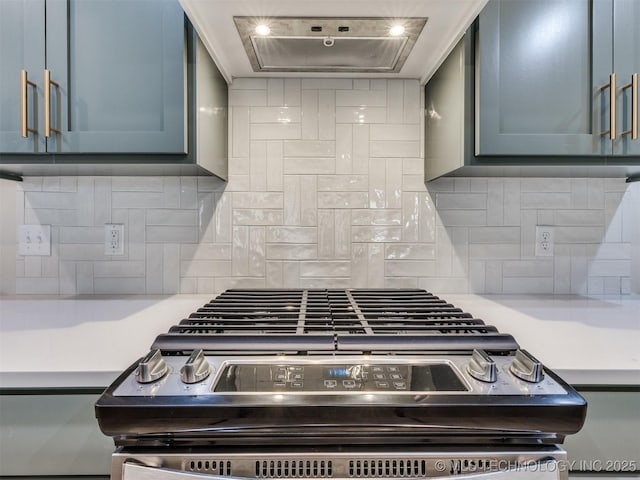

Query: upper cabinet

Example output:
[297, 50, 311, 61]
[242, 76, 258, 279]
[476, 0, 639, 156]
[0, 0, 186, 155]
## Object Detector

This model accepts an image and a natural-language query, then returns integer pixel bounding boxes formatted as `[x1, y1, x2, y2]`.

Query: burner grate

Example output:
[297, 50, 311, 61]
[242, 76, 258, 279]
[151, 289, 518, 353]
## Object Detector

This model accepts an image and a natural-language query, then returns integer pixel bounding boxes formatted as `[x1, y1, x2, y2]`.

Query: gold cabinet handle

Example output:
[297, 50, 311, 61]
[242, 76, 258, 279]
[44, 69, 61, 137]
[20, 70, 38, 137]
[600, 73, 616, 140]
[621, 73, 638, 140]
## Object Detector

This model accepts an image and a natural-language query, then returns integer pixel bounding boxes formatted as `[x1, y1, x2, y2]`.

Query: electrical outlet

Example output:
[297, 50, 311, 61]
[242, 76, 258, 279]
[104, 224, 125, 256]
[18, 225, 51, 256]
[535, 226, 555, 257]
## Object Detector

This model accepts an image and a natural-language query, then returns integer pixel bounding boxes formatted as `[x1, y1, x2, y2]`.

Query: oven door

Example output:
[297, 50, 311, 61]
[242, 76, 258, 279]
[122, 459, 565, 480]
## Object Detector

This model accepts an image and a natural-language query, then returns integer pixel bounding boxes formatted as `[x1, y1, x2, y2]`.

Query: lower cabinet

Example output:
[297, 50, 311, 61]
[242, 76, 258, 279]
[0, 393, 113, 475]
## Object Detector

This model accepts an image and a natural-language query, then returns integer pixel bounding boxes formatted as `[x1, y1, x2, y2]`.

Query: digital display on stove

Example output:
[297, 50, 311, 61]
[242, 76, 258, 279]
[213, 363, 468, 393]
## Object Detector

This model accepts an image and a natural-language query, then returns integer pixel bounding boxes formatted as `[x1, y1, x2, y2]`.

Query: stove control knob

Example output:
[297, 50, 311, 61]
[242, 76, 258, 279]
[180, 349, 211, 384]
[509, 350, 544, 383]
[135, 349, 168, 384]
[467, 349, 497, 383]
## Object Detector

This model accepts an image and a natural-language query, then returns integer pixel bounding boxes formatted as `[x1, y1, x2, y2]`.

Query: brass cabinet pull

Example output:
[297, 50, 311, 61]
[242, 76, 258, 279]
[621, 73, 638, 140]
[600, 73, 616, 140]
[20, 70, 38, 137]
[44, 69, 61, 137]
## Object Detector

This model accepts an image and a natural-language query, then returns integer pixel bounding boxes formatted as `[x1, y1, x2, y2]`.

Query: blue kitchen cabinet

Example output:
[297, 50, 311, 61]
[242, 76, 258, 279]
[0, 0, 186, 155]
[477, 0, 640, 157]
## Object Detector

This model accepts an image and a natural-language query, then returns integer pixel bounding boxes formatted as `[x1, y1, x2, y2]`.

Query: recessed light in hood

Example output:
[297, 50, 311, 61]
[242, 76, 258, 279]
[233, 17, 427, 73]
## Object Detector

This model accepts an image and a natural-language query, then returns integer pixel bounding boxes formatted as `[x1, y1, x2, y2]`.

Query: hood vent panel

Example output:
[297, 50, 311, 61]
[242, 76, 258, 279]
[234, 17, 427, 73]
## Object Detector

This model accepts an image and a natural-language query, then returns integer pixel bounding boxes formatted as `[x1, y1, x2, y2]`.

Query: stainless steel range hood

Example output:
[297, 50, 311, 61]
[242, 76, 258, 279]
[234, 17, 427, 73]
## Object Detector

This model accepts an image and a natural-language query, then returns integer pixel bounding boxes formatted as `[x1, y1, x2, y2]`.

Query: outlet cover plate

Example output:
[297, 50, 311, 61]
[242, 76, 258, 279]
[535, 225, 555, 257]
[18, 225, 51, 256]
[104, 223, 125, 256]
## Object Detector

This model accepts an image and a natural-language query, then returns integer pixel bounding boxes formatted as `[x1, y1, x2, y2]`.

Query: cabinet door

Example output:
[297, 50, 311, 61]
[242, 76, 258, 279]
[0, 0, 46, 153]
[477, 0, 611, 156]
[613, 0, 640, 155]
[45, 0, 186, 154]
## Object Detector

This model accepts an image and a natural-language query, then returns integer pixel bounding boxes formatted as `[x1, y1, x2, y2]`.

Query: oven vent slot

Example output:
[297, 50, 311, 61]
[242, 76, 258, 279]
[256, 460, 333, 478]
[348, 459, 426, 477]
[186, 460, 232, 475]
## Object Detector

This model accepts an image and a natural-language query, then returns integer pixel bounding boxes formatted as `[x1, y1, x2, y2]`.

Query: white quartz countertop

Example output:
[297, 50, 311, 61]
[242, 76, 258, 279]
[0, 294, 638, 388]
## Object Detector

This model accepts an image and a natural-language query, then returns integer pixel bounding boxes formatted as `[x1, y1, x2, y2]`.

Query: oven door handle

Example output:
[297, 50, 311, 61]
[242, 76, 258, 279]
[123, 463, 253, 480]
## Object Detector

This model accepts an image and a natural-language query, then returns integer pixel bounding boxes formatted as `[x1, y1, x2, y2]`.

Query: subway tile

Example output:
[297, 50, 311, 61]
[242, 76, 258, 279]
[570, 245, 589, 294]
[197, 176, 226, 192]
[284, 176, 301, 225]
[571, 178, 589, 208]
[301, 90, 318, 139]
[58, 261, 77, 295]
[385, 244, 436, 260]
[25, 192, 78, 210]
[604, 178, 629, 192]
[350, 244, 368, 287]
[503, 179, 521, 225]
[266, 141, 284, 191]
[352, 209, 402, 226]
[437, 210, 487, 226]
[386, 260, 435, 277]
[385, 277, 420, 289]
[267, 78, 284, 106]
[352, 124, 369, 173]
[370, 79, 387, 90]
[419, 193, 437, 242]
[370, 141, 420, 158]
[386, 159, 403, 208]
[59, 244, 107, 261]
[302, 79, 352, 89]
[520, 209, 537, 258]
[283, 261, 300, 287]
[300, 176, 317, 226]
[468, 260, 486, 293]
[146, 244, 163, 293]
[553, 247, 572, 294]
[232, 192, 283, 209]
[436, 193, 487, 210]
[232, 107, 250, 158]
[603, 277, 621, 295]
[502, 277, 554, 294]
[318, 175, 368, 191]
[485, 261, 503, 294]
[419, 277, 469, 294]
[112, 192, 165, 209]
[163, 244, 180, 293]
[284, 79, 301, 106]
[369, 157, 386, 208]
[402, 175, 426, 191]
[469, 244, 521, 259]
[335, 124, 353, 174]
[521, 178, 571, 192]
[250, 141, 267, 191]
[469, 226, 520, 244]
[588, 259, 631, 277]
[233, 209, 284, 226]
[298, 278, 353, 288]
[94, 178, 112, 225]
[318, 192, 368, 209]
[336, 107, 386, 124]
[232, 78, 267, 90]
[555, 209, 604, 226]
[300, 261, 351, 277]
[251, 123, 301, 140]
[21, 177, 42, 191]
[94, 261, 145, 277]
[226, 175, 251, 192]
[403, 158, 422, 175]
[555, 226, 605, 243]
[266, 244, 317, 260]
[76, 262, 94, 294]
[180, 276, 198, 294]
[587, 277, 605, 295]
[593, 243, 631, 259]
[24, 208, 76, 226]
[232, 226, 249, 276]
[251, 106, 301, 123]
[352, 226, 401, 242]
[146, 209, 197, 225]
[587, 178, 605, 209]
[266, 261, 284, 288]
[228, 157, 250, 176]
[318, 210, 335, 258]
[229, 89, 267, 106]
[16, 277, 59, 294]
[284, 140, 335, 157]
[215, 192, 233, 242]
[386, 80, 403, 123]
[146, 226, 197, 243]
[486, 178, 504, 226]
[266, 226, 317, 243]
[128, 209, 146, 261]
[354, 79, 369, 90]
[435, 226, 452, 276]
[502, 260, 553, 277]
[180, 177, 197, 210]
[402, 193, 420, 242]
[336, 89, 386, 107]
[24, 257, 41, 277]
[318, 90, 335, 140]
[367, 243, 385, 287]
[163, 177, 181, 209]
[403, 80, 421, 124]
[248, 227, 266, 276]
[284, 157, 335, 174]
[335, 210, 351, 259]
[59, 226, 103, 244]
[112, 177, 163, 191]
[181, 244, 232, 260]
[94, 277, 146, 294]
[196, 278, 215, 294]
[215, 277, 266, 292]
[370, 124, 420, 141]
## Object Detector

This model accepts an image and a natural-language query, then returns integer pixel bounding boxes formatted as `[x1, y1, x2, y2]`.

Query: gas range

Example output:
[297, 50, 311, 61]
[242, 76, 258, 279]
[96, 289, 586, 480]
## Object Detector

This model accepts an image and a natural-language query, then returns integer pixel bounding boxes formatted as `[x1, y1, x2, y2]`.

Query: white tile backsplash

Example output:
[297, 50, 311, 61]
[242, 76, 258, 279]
[1, 78, 638, 295]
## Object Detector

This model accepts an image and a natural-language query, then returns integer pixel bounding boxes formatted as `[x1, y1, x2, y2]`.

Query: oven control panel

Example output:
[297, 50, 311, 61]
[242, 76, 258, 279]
[112, 354, 569, 397]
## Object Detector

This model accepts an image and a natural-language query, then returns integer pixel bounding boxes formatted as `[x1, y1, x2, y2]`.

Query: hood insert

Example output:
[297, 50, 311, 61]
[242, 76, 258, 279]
[234, 17, 427, 73]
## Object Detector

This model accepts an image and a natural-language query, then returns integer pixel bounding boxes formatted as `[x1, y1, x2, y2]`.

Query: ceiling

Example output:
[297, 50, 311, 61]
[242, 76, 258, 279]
[178, 0, 488, 84]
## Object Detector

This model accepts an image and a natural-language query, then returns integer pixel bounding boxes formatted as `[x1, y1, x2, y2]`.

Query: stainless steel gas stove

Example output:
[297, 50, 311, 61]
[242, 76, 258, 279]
[96, 289, 587, 480]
